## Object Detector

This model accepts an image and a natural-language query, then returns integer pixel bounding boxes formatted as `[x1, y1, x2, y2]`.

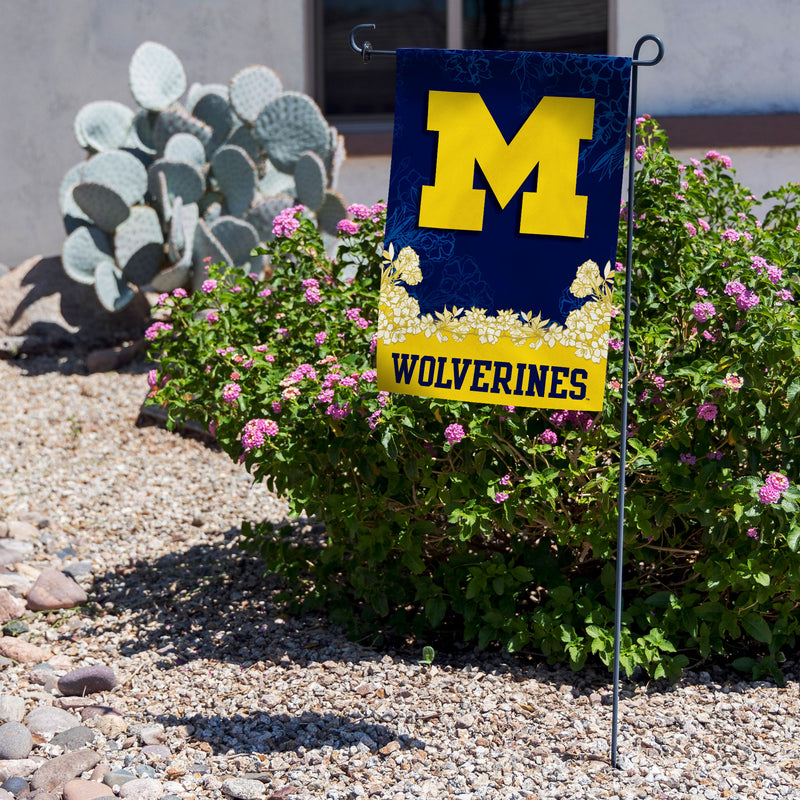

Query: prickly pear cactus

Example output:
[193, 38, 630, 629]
[60, 41, 347, 312]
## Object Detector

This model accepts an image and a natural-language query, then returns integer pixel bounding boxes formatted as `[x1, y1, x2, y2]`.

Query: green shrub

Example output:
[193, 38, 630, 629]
[147, 119, 800, 682]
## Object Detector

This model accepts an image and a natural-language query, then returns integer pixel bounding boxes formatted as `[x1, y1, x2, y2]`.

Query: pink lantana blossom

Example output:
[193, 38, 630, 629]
[337, 218, 360, 236]
[696, 402, 718, 421]
[314, 331, 327, 346]
[724, 280, 745, 296]
[691, 302, 716, 322]
[758, 483, 782, 504]
[444, 423, 465, 445]
[201, 279, 218, 293]
[222, 383, 241, 404]
[736, 290, 759, 311]
[685, 222, 697, 236]
[144, 321, 172, 341]
[347, 203, 371, 220]
[272, 205, 304, 238]
[723, 373, 743, 390]
[766, 472, 790, 493]
[494, 491, 510, 503]
[540, 429, 558, 445]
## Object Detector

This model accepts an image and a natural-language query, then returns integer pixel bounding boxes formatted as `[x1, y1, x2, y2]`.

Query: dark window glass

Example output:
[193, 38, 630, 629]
[319, 1, 447, 118]
[463, 0, 607, 54]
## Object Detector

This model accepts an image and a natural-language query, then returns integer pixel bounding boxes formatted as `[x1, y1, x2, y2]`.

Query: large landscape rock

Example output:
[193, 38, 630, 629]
[0, 255, 150, 352]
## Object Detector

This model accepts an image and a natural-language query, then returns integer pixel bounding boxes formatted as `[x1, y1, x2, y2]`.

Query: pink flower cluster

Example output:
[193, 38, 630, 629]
[549, 409, 594, 431]
[757, 472, 791, 504]
[696, 402, 718, 421]
[222, 382, 241, 404]
[144, 321, 173, 341]
[724, 280, 745, 296]
[272, 205, 304, 238]
[347, 202, 386, 223]
[540, 429, 558, 445]
[444, 423, 465, 445]
[280, 363, 317, 387]
[723, 373, 743, 390]
[337, 219, 360, 236]
[201, 279, 218, 293]
[302, 278, 321, 305]
[691, 302, 716, 323]
[706, 150, 733, 169]
[735, 290, 759, 311]
[241, 418, 279, 451]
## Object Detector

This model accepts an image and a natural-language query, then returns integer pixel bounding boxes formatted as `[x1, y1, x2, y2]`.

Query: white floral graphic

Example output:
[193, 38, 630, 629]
[378, 247, 615, 363]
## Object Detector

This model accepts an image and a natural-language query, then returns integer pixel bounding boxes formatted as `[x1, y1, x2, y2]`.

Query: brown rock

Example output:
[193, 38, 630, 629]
[86, 340, 145, 373]
[0, 636, 51, 663]
[0, 588, 26, 624]
[62, 778, 113, 800]
[30, 749, 101, 792]
[26, 568, 87, 612]
[5, 521, 38, 540]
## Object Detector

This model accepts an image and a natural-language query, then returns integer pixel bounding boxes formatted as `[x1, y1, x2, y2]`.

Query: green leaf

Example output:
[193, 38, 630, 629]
[741, 613, 772, 644]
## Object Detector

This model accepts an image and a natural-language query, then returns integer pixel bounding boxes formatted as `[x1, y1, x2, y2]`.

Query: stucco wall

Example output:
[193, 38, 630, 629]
[614, 0, 800, 116]
[0, 0, 306, 268]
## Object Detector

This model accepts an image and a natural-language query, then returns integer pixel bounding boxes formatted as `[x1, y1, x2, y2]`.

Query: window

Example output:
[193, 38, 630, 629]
[314, 0, 609, 152]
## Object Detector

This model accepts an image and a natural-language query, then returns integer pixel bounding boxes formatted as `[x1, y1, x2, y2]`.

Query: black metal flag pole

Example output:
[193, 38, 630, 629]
[612, 34, 664, 769]
[348, 24, 664, 768]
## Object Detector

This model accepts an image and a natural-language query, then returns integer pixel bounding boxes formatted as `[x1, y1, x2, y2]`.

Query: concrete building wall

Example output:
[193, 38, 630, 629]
[613, 0, 800, 116]
[0, 0, 307, 268]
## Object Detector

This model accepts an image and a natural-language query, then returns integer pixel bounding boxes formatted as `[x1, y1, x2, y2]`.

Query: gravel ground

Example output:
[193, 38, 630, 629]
[0, 351, 799, 800]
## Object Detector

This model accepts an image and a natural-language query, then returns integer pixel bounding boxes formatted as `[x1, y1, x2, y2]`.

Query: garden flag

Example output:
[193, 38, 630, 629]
[377, 48, 632, 410]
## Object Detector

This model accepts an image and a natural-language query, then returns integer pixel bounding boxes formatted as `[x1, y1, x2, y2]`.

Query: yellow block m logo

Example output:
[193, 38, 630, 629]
[418, 91, 595, 238]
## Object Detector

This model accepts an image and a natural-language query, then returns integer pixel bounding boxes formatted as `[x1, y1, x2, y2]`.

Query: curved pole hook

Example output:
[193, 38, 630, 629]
[632, 34, 664, 67]
[349, 23, 396, 62]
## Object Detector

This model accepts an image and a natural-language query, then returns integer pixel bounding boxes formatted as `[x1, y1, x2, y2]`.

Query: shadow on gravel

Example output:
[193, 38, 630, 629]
[90, 524, 355, 670]
[89, 517, 782, 707]
[156, 709, 426, 756]
[89, 520, 632, 697]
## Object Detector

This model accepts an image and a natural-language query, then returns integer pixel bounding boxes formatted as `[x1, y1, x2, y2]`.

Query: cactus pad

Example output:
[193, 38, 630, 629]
[224, 124, 263, 164]
[153, 106, 213, 156]
[258, 164, 295, 198]
[95, 261, 136, 311]
[193, 218, 233, 289]
[245, 194, 296, 242]
[316, 190, 349, 237]
[74, 100, 135, 152]
[115, 204, 165, 286]
[325, 128, 347, 187]
[192, 92, 234, 149]
[149, 262, 193, 292]
[129, 41, 187, 112]
[163, 132, 207, 167]
[254, 92, 330, 174]
[59, 163, 88, 215]
[229, 65, 283, 124]
[211, 145, 257, 218]
[186, 82, 229, 111]
[72, 181, 131, 233]
[209, 216, 258, 266]
[148, 158, 205, 206]
[82, 149, 148, 206]
[62, 225, 115, 285]
[294, 150, 327, 212]
[129, 110, 158, 154]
